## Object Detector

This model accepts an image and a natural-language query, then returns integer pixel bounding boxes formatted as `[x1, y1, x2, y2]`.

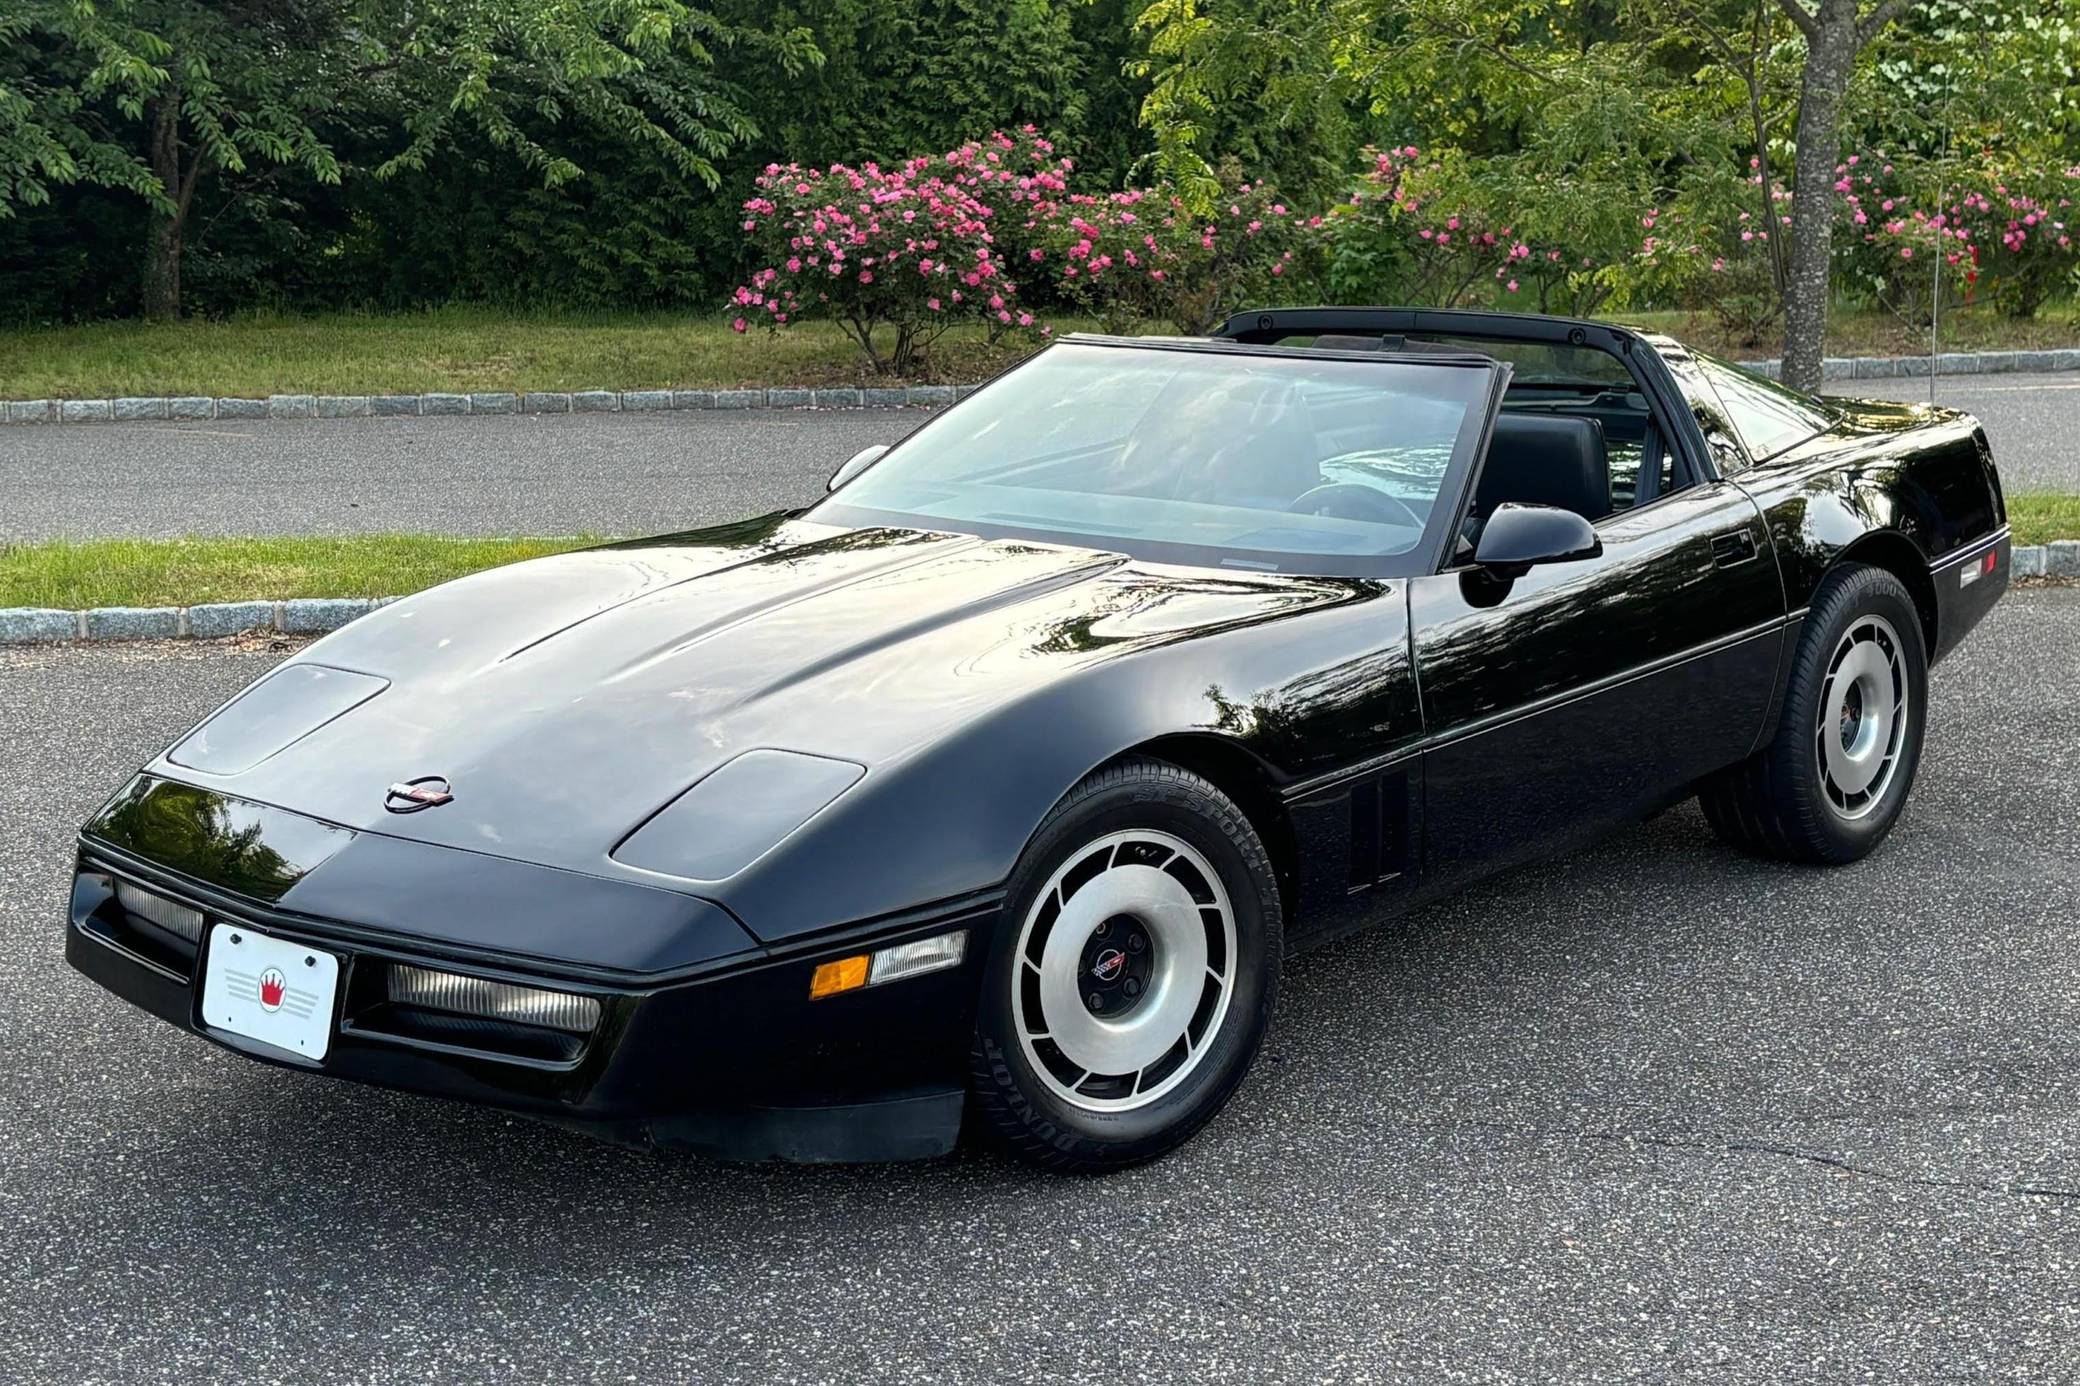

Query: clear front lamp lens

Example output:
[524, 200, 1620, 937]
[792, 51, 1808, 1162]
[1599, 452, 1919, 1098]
[114, 881, 204, 943]
[387, 964, 601, 1034]
[869, 931, 967, 985]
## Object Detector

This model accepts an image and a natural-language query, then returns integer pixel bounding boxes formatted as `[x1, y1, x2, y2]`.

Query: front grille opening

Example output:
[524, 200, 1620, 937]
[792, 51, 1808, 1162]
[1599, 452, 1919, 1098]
[342, 963, 601, 1067]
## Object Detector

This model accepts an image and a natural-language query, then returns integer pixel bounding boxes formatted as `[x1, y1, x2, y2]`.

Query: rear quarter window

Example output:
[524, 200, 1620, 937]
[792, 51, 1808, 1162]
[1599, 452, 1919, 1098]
[1692, 353, 1837, 463]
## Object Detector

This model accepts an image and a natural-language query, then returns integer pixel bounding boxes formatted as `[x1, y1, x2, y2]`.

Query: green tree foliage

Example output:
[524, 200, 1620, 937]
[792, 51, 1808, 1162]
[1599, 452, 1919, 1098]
[0, 0, 815, 318]
[1129, 0, 1372, 208]
[2, 0, 1160, 321]
[716, 0, 1094, 164]
[6, 0, 2071, 331]
[1132, 0, 1956, 386]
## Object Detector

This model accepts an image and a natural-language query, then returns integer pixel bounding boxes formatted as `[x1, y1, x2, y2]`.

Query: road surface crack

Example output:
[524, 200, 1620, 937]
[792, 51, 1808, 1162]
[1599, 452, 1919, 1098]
[1589, 1131, 2080, 1202]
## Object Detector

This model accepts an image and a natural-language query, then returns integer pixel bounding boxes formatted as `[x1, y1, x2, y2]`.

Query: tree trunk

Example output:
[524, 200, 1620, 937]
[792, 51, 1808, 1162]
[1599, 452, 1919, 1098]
[141, 96, 186, 321]
[143, 215, 182, 322]
[1778, 1, 1860, 392]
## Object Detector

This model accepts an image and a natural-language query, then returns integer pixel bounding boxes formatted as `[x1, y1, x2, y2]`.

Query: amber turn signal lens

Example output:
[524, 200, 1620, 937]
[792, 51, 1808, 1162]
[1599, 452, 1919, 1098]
[809, 954, 870, 999]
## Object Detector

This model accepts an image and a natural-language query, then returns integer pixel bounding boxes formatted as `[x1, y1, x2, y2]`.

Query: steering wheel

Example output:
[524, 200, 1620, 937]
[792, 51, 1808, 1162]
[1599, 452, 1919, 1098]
[1286, 482, 1423, 530]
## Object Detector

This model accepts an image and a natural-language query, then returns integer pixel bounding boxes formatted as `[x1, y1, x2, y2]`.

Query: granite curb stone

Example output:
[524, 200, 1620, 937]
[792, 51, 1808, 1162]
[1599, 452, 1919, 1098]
[83, 607, 181, 641]
[6, 346, 2078, 426]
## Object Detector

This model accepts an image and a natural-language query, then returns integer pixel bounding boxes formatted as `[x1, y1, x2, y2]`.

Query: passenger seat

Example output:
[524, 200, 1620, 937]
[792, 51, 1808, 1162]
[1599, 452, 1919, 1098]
[1474, 414, 1611, 523]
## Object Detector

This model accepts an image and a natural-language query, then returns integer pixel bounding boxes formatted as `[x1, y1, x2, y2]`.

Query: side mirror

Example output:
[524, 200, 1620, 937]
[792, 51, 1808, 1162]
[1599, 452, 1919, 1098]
[828, 444, 890, 493]
[1473, 502, 1601, 575]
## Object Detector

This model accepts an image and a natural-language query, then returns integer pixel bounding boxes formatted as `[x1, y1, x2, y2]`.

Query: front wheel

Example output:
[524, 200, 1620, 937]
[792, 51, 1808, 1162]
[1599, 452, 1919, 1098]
[968, 759, 1282, 1172]
[1701, 563, 1928, 864]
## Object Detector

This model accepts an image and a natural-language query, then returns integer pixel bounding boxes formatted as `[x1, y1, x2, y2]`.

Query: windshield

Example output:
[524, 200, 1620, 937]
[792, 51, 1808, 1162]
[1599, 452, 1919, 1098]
[811, 341, 1493, 575]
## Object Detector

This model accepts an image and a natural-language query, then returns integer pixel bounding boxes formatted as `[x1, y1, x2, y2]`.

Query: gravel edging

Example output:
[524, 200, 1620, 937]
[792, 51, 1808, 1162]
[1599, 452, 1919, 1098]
[6, 541, 2076, 644]
[5, 347, 2078, 426]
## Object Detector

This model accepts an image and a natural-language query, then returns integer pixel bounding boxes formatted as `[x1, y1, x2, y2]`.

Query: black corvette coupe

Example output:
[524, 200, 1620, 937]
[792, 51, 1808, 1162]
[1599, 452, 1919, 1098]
[69, 308, 2010, 1170]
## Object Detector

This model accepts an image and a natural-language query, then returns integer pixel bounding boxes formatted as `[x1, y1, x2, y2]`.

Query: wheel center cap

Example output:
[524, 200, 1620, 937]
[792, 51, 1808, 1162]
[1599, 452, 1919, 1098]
[1840, 682, 1865, 749]
[1080, 916, 1154, 1015]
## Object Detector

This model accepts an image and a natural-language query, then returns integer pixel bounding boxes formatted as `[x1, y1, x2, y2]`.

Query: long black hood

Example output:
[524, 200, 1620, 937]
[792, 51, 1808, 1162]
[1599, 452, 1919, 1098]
[137, 514, 1355, 897]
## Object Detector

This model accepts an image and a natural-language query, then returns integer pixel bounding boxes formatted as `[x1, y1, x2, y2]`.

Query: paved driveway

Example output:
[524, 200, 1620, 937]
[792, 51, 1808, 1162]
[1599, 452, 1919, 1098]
[0, 409, 914, 541]
[1, 369, 2073, 543]
[2, 590, 2074, 1382]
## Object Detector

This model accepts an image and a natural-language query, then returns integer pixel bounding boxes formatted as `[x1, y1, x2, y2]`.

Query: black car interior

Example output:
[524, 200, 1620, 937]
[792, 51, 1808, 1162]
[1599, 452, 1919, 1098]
[1294, 328, 1685, 551]
[923, 324, 1685, 563]
[1475, 414, 1611, 522]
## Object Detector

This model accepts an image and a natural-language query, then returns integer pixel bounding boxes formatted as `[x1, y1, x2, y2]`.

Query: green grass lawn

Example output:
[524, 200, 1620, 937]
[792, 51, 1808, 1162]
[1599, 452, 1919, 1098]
[4, 502, 2074, 610]
[2010, 493, 2080, 548]
[0, 535, 594, 609]
[0, 307, 1087, 399]
[0, 301, 2073, 400]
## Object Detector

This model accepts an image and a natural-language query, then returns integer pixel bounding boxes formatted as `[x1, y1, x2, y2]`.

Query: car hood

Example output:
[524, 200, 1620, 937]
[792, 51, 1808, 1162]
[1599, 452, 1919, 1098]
[144, 514, 1352, 887]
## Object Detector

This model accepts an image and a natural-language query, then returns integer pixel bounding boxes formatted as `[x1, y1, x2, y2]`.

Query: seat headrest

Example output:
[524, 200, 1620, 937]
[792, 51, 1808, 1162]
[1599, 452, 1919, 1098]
[1476, 414, 1610, 522]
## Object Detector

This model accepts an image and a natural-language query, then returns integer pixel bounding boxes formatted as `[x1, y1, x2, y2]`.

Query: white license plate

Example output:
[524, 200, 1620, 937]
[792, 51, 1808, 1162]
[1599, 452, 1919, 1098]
[201, 923, 340, 1060]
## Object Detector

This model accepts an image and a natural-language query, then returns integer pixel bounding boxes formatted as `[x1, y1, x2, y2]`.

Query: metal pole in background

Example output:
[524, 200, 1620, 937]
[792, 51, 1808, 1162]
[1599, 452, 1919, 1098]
[1930, 126, 1950, 408]
[1930, 182, 1944, 407]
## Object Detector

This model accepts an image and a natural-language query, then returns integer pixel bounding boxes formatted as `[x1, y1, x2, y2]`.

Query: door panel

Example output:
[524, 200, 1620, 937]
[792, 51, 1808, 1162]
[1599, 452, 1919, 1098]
[1410, 479, 1783, 891]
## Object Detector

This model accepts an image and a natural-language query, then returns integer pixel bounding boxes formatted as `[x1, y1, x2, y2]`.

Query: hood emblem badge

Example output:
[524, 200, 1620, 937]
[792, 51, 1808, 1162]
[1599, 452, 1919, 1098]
[385, 776, 454, 813]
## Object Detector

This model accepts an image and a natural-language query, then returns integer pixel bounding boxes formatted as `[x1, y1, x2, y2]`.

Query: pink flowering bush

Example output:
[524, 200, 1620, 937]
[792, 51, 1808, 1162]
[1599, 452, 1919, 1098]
[1626, 157, 1797, 345]
[727, 130, 2080, 374]
[729, 133, 1054, 374]
[1027, 167, 1303, 333]
[1835, 153, 1969, 323]
[923, 128, 1075, 338]
[1948, 163, 2079, 318]
[1841, 154, 2077, 321]
[1319, 148, 1627, 318]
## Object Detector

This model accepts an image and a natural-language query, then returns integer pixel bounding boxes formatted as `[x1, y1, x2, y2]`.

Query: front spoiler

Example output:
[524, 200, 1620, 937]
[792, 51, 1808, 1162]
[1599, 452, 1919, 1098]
[66, 849, 992, 1163]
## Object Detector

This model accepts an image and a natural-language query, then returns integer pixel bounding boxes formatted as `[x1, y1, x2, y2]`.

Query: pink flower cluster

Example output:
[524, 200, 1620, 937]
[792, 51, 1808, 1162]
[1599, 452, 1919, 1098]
[1849, 155, 2078, 314]
[1020, 176, 1299, 331]
[728, 129, 1068, 368]
[729, 131, 2080, 371]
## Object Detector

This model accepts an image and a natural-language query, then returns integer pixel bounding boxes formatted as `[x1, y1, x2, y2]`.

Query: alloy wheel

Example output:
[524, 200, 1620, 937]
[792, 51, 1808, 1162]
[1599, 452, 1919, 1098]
[1012, 829, 1238, 1112]
[1815, 613, 1909, 821]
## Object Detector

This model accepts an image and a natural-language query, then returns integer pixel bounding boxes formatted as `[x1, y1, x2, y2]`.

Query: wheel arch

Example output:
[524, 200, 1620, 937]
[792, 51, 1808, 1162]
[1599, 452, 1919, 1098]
[1831, 529, 1938, 654]
[1103, 733, 1299, 925]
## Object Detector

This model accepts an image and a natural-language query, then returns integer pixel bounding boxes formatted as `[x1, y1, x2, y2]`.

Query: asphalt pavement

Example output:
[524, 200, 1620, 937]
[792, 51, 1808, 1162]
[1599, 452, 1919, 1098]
[0, 408, 915, 542]
[2, 589, 2076, 1383]
[1, 369, 2074, 544]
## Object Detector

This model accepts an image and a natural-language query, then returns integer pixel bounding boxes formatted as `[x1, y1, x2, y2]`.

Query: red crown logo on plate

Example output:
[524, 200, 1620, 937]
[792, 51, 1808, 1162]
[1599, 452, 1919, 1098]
[258, 969, 287, 1010]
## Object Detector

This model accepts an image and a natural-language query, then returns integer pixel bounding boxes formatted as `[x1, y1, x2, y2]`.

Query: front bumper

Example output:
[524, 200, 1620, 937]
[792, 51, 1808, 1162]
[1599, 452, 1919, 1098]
[67, 843, 995, 1162]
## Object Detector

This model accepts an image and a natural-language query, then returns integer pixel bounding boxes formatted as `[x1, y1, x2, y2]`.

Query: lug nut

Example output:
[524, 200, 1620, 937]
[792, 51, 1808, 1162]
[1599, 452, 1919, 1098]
[1088, 992, 1104, 1010]
[1127, 933, 1145, 953]
[1124, 978, 1142, 998]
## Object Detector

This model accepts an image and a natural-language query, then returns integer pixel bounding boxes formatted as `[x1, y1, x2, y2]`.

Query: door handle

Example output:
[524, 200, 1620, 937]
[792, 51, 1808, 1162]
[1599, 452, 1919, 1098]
[1711, 529, 1759, 567]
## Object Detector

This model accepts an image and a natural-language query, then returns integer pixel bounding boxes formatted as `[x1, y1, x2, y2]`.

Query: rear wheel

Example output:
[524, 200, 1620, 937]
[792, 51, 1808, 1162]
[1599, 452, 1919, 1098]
[968, 759, 1281, 1172]
[1701, 564, 1928, 863]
